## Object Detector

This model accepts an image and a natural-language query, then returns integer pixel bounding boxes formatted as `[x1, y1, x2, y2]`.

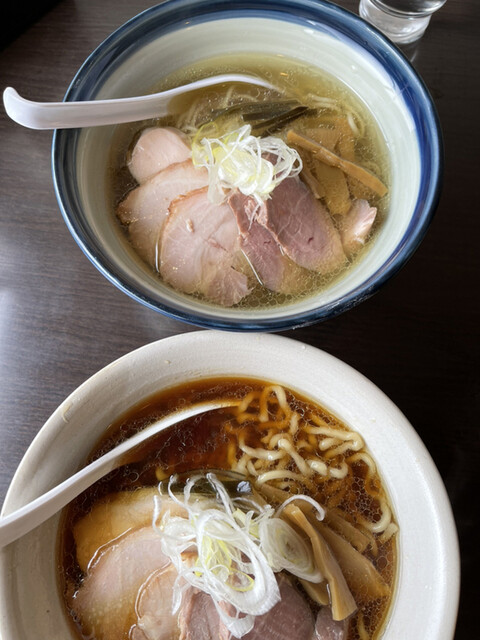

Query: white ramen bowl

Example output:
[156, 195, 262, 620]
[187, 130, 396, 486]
[0, 331, 459, 639]
[52, 0, 442, 331]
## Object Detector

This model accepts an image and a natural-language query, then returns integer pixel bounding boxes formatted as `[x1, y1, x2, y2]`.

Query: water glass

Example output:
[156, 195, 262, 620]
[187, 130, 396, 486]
[359, 0, 447, 44]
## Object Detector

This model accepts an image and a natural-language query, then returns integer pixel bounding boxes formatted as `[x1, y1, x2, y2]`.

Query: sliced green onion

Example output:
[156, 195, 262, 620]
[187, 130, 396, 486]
[153, 473, 324, 637]
[191, 124, 302, 205]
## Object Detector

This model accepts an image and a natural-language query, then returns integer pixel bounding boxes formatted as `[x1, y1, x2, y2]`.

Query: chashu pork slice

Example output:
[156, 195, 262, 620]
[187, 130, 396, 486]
[177, 574, 314, 640]
[128, 126, 192, 184]
[73, 490, 186, 573]
[178, 589, 231, 640]
[336, 199, 377, 258]
[256, 176, 346, 274]
[229, 191, 306, 295]
[130, 564, 179, 640]
[314, 606, 349, 640]
[70, 526, 171, 640]
[117, 160, 209, 269]
[160, 187, 251, 306]
[240, 575, 315, 640]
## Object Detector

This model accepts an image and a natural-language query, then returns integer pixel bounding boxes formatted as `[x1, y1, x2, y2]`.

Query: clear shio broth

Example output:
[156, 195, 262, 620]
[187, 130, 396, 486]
[109, 53, 390, 309]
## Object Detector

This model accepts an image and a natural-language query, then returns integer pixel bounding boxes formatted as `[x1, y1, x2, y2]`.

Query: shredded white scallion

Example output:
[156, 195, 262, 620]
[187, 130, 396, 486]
[258, 517, 322, 582]
[275, 494, 326, 521]
[153, 473, 324, 637]
[191, 124, 302, 205]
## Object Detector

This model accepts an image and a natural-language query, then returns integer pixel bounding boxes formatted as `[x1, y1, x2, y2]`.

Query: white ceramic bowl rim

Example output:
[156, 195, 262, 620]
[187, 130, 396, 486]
[0, 331, 459, 639]
[52, 0, 443, 331]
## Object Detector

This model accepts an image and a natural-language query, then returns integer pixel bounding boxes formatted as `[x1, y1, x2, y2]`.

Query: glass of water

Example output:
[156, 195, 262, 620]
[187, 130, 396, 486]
[359, 0, 447, 44]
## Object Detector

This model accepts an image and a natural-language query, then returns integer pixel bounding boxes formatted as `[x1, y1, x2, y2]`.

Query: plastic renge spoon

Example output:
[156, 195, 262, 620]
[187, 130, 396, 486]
[2, 74, 275, 130]
[0, 399, 237, 548]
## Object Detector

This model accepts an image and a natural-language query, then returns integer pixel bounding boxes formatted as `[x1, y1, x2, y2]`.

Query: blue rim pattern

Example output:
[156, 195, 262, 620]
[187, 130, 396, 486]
[52, 0, 443, 332]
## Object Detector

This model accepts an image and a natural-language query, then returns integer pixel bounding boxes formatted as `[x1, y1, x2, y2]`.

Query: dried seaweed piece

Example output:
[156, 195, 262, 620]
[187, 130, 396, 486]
[209, 99, 299, 121]
[240, 100, 301, 121]
[251, 106, 316, 136]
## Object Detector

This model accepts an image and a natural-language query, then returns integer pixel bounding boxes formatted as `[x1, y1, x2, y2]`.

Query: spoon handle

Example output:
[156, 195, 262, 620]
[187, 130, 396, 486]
[3, 87, 175, 129]
[3, 74, 274, 130]
[0, 400, 235, 548]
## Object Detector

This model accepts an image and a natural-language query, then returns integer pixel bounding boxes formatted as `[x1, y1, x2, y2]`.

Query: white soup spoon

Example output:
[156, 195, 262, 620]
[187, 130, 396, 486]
[0, 399, 237, 548]
[2, 74, 274, 130]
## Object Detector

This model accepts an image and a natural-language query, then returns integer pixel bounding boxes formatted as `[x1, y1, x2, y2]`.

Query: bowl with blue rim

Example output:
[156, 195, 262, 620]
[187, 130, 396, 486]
[52, 0, 442, 331]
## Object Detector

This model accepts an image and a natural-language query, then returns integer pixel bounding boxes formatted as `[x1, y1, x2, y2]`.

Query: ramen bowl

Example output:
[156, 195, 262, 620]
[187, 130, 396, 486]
[52, 0, 442, 330]
[0, 331, 459, 639]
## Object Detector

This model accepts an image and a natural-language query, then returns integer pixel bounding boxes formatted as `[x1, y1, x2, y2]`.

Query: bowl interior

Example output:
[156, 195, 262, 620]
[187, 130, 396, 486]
[0, 331, 459, 639]
[53, 0, 441, 330]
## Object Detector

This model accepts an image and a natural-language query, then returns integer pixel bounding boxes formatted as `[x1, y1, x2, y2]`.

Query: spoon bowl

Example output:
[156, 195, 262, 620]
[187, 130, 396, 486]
[0, 399, 237, 548]
[2, 74, 274, 130]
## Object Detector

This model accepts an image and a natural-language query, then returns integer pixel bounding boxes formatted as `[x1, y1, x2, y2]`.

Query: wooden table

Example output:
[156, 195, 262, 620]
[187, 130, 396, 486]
[0, 1, 478, 636]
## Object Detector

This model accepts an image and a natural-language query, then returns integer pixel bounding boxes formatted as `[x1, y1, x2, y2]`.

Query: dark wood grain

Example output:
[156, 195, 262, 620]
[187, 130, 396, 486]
[0, 1, 478, 637]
